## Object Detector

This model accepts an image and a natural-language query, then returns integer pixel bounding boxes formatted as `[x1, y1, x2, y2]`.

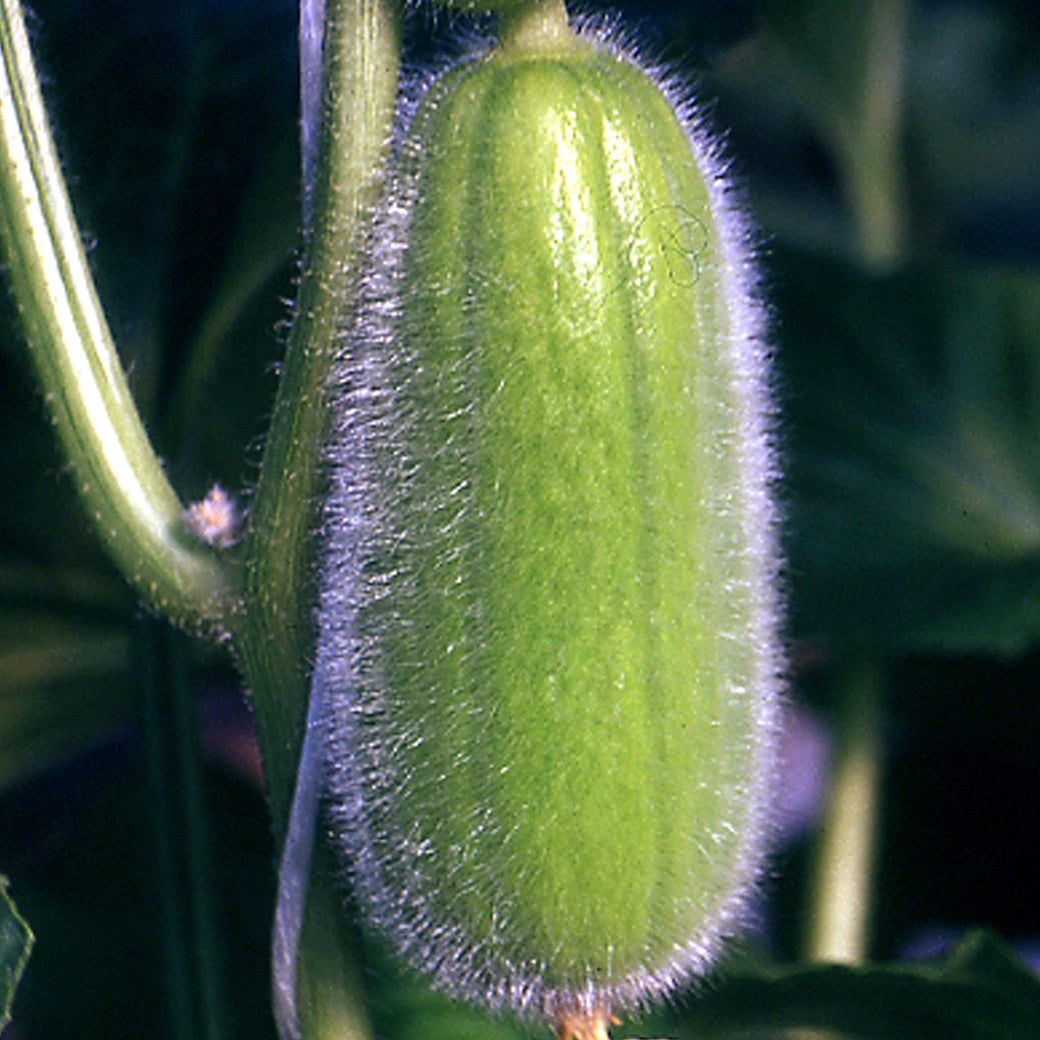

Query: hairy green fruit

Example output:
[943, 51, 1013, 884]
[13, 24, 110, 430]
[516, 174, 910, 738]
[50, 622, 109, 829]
[308, 12, 781, 1033]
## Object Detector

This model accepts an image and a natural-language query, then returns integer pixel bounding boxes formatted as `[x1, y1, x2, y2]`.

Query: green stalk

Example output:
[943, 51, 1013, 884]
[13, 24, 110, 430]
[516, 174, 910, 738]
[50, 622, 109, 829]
[804, 2, 906, 969]
[293, 843, 373, 1040]
[0, 0, 238, 636]
[237, 2, 402, 1038]
[837, 0, 909, 268]
[239, 0, 402, 835]
[806, 652, 885, 964]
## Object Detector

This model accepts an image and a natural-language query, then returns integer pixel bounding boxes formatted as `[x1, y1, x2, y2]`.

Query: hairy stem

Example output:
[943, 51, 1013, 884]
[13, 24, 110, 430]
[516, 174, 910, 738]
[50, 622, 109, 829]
[0, 0, 239, 636]
[239, 0, 402, 837]
[238, 2, 402, 1038]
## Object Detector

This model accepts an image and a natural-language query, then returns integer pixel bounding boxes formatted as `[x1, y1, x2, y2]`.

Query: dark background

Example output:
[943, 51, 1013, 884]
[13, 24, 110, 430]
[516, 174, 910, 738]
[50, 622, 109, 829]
[2, 1, 1040, 1036]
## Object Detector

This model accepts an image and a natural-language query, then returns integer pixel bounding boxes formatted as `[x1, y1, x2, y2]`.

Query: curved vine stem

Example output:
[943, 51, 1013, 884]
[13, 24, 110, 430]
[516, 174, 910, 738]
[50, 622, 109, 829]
[0, 0, 239, 636]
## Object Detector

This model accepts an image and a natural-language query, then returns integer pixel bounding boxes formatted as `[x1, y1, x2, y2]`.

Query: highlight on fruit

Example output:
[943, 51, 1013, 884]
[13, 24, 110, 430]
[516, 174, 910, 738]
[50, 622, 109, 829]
[280, 1, 784, 1037]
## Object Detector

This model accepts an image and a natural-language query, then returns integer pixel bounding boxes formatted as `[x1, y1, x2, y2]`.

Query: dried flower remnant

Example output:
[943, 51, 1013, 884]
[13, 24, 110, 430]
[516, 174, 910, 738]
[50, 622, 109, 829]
[183, 485, 241, 549]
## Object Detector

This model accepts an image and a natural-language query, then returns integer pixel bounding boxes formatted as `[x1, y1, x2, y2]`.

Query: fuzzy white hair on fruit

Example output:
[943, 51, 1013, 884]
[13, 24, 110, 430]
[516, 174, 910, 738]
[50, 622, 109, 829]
[274, 12, 783, 1039]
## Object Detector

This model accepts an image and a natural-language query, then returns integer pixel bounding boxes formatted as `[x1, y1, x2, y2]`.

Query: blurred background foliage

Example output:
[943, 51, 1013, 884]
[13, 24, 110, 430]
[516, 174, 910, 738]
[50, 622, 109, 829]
[2, 0, 1040, 1037]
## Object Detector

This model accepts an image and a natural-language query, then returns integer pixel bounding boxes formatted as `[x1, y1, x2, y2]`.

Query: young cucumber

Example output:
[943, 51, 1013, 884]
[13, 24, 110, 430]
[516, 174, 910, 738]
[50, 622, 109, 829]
[314, 5, 781, 1036]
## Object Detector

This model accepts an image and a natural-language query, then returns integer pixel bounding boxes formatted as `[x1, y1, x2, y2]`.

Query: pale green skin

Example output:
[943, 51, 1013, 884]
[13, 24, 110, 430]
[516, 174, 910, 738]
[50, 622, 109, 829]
[326, 39, 776, 1016]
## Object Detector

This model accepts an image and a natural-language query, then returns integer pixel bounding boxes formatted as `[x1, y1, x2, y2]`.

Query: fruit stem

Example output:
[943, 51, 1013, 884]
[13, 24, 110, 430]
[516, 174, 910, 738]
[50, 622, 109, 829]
[498, 0, 577, 55]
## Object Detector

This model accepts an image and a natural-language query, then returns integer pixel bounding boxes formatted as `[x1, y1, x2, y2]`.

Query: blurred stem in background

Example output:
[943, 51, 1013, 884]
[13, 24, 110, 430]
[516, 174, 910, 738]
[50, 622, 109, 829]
[838, 0, 909, 267]
[761, 0, 910, 269]
[807, 653, 885, 964]
[802, 0, 908, 969]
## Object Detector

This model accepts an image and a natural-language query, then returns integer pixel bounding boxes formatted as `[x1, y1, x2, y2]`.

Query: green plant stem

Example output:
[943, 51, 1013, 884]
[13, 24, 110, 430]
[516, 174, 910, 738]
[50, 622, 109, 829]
[838, 0, 909, 267]
[239, 0, 402, 836]
[807, 652, 885, 965]
[0, 0, 239, 636]
[238, 2, 401, 1038]
[137, 617, 227, 1040]
[294, 843, 372, 1040]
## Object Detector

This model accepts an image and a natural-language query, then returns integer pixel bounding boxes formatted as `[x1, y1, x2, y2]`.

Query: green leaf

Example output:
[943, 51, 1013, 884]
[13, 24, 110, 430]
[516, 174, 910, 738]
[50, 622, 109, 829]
[780, 247, 1040, 656]
[0, 876, 33, 1030]
[0, 611, 133, 787]
[642, 930, 1040, 1040]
